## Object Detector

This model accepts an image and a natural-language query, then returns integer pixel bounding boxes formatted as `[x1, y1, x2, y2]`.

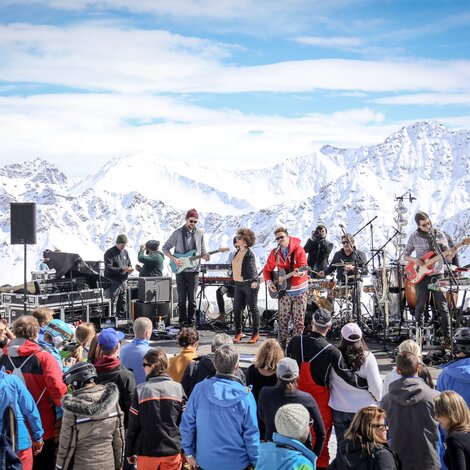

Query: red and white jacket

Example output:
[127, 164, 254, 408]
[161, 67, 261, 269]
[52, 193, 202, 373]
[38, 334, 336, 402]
[263, 236, 308, 294]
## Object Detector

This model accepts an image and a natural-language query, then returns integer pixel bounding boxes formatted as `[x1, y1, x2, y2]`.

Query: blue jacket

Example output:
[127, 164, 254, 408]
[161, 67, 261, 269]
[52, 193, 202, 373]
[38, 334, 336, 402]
[0, 368, 43, 451]
[181, 375, 259, 470]
[120, 338, 151, 385]
[436, 357, 470, 405]
[257, 433, 317, 470]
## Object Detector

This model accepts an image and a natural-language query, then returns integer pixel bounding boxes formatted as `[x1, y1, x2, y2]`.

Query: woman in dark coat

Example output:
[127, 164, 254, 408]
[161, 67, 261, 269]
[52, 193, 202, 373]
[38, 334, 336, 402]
[232, 228, 261, 344]
[329, 406, 401, 470]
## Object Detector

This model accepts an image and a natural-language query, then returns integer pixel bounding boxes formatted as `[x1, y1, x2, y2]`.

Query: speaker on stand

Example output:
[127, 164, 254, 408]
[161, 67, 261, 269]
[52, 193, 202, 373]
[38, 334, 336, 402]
[10, 202, 37, 316]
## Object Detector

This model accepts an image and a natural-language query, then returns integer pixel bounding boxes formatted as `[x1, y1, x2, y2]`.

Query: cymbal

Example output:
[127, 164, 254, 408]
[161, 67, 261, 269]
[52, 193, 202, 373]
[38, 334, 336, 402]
[331, 262, 353, 267]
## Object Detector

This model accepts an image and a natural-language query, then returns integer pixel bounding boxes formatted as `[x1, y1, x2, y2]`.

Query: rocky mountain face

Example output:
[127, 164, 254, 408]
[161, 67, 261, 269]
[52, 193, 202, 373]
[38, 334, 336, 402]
[1, 121, 469, 285]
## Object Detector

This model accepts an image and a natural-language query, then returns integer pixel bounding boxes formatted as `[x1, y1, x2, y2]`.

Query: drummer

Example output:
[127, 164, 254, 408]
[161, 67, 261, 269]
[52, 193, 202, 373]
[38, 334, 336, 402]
[319, 234, 368, 318]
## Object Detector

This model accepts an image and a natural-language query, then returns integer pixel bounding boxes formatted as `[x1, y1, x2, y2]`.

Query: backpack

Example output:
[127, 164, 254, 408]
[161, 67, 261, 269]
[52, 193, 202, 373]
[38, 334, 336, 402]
[0, 405, 22, 470]
[7, 356, 47, 406]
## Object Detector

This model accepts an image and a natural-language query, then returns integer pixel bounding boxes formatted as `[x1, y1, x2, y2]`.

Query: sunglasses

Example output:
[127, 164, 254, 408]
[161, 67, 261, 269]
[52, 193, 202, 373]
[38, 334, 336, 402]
[342, 241, 350, 245]
[142, 363, 151, 368]
[275, 236, 286, 241]
[419, 222, 431, 228]
[188, 219, 198, 224]
[373, 423, 388, 429]
[236, 235, 243, 240]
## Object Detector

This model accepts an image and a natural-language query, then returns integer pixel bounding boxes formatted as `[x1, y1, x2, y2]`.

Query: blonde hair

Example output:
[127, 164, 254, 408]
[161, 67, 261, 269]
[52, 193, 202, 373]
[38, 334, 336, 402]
[87, 335, 101, 362]
[344, 406, 388, 453]
[68, 323, 96, 362]
[398, 339, 422, 358]
[434, 391, 470, 434]
[254, 339, 284, 372]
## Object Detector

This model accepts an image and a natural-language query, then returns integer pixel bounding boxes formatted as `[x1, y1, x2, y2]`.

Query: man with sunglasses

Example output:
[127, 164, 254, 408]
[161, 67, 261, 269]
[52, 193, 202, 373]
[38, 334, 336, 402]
[403, 211, 456, 349]
[263, 227, 309, 350]
[163, 208, 210, 329]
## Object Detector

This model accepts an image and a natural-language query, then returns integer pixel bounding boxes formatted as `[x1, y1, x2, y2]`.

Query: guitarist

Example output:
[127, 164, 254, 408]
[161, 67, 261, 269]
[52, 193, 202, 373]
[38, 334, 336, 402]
[403, 211, 456, 348]
[162, 208, 210, 328]
[263, 227, 309, 350]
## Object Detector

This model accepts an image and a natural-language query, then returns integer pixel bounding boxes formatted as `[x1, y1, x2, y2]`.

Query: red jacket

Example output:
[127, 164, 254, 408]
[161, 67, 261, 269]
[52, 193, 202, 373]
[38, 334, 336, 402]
[1, 338, 67, 440]
[263, 236, 308, 294]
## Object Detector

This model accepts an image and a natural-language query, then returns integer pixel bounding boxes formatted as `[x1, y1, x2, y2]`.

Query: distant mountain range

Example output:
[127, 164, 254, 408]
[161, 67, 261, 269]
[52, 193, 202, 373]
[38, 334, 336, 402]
[1, 120, 469, 285]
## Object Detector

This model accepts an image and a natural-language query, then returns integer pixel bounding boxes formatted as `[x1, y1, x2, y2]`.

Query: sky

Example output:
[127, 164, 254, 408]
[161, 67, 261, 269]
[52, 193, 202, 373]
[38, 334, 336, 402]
[0, 0, 469, 177]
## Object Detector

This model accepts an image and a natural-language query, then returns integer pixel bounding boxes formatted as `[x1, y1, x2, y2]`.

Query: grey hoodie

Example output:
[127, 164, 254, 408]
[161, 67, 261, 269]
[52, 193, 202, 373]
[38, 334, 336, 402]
[380, 377, 440, 470]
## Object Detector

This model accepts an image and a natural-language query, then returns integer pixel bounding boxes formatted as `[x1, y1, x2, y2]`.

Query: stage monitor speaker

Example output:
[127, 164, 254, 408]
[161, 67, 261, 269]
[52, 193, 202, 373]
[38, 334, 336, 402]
[10, 202, 37, 245]
[138, 277, 172, 303]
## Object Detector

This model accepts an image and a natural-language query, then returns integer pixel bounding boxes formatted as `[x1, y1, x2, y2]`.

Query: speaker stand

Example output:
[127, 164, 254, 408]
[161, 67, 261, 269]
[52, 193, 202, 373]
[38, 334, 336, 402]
[23, 243, 27, 316]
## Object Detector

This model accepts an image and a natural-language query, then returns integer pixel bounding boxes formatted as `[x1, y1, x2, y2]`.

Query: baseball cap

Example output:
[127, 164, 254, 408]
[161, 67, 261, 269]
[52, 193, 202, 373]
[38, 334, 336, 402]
[313, 308, 332, 327]
[341, 322, 363, 342]
[275, 404, 310, 441]
[98, 328, 125, 351]
[277, 357, 299, 381]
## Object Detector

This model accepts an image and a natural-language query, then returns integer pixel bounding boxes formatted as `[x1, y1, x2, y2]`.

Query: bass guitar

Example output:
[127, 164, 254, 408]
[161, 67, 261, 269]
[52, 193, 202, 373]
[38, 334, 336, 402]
[263, 266, 309, 299]
[404, 237, 470, 284]
[169, 247, 229, 274]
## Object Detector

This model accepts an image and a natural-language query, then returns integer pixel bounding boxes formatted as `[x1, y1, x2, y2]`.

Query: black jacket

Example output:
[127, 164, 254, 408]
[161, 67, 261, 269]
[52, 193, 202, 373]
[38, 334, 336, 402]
[181, 353, 246, 397]
[304, 237, 333, 273]
[329, 439, 401, 470]
[104, 246, 132, 282]
[94, 357, 136, 428]
[232, 248, 258, 282]
[126, 375, 185, 457]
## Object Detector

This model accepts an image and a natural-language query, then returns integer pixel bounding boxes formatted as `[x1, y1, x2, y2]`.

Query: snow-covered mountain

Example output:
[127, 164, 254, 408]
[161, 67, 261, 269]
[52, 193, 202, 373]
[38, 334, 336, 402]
[1, 120, 469, 286]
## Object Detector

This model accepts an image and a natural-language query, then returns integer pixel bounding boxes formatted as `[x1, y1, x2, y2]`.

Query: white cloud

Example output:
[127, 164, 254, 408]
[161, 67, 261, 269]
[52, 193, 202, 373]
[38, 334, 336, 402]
[294, 35, 363, 48]
[1, 24, 469, 95]
[374, 93, 470, 106]
[0, 92, 400, 176]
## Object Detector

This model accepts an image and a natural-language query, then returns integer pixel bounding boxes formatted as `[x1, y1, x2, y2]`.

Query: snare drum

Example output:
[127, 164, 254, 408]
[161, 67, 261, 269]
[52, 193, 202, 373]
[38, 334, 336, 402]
[329, 284, 351, 298]
[321, 280, 336, 290]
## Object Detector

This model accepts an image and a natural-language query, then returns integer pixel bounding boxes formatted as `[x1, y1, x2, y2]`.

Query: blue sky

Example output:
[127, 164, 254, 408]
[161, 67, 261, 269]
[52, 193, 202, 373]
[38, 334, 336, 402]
[0, 0, 469, 176]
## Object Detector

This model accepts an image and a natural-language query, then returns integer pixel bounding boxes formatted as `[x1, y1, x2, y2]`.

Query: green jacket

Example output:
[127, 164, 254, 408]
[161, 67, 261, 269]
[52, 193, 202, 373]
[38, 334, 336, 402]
[138, 250, 164, 277]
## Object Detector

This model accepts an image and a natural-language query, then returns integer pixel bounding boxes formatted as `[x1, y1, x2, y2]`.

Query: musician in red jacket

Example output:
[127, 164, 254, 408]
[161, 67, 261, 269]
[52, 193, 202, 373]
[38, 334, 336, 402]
[403, 211, 457, 349]
[263, 227, 309, 350]
[0, 315, 67, 470]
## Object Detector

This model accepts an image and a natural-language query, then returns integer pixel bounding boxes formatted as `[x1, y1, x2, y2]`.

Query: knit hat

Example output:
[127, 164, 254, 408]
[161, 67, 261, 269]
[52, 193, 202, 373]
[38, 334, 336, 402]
[313, 308, 332, 327]
[275, 404, 310, 441]
[341, 322, 363, 342]
[146, 240, 160, 251]
[98, 328, 125, 351]
[116, 234, 128, 244]
[277, 357, 299, 381]
[186, 208, 199, 220]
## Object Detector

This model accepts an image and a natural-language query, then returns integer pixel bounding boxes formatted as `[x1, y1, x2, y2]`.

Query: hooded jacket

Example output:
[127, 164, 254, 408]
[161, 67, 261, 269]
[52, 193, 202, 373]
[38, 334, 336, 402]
[436, 357, 470, 405]
[380, 377, 440, 470]
[56, 383, 124, 470]
[0, 368, 43, 451]
[0, 338, 66, 440]
[329, 439, 401, 470]
[180, 375, 259, 470]
[263, 236, 308, 294]
[257, 432, 317, 470]
[180, 353, 246, 397]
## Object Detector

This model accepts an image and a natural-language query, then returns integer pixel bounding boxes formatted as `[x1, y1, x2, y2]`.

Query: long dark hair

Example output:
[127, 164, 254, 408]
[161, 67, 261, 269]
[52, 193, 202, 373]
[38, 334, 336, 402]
[339, 338, 368, 371]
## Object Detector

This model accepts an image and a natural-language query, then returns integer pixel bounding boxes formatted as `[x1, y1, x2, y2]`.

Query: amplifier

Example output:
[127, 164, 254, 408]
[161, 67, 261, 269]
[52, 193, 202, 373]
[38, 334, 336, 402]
[138, 277, 172, 303]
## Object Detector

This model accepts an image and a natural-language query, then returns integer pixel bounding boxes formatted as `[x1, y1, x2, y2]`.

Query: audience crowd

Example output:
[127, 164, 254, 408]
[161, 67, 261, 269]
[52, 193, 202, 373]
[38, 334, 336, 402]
[1, 307, 470, 470]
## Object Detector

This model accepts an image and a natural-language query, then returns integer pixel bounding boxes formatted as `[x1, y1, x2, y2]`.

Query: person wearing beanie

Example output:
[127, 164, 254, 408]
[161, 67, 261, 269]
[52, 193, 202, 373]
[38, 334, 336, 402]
[136, 239, 164, 277]
[257, 404, 317, 470]
[162, 209, 210, 328]
[303, 224, 333, 279]
[104, 233, 134, 318]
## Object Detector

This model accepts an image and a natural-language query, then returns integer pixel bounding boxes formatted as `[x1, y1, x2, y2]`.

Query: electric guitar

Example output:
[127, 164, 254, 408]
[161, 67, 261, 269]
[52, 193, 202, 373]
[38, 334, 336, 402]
[404, 237, 470, 284]
[263, 266, 309, 299]
[169, 247, 229, 274]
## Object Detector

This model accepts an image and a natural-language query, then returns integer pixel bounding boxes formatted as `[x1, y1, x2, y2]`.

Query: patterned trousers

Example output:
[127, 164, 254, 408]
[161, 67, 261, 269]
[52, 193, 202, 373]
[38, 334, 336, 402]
[278, 291, 307, 346]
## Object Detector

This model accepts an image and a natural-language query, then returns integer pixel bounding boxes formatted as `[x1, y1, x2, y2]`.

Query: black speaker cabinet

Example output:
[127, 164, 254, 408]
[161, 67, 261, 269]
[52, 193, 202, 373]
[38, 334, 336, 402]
[138, 277, 172, 303]
[10, 202, 37, 245]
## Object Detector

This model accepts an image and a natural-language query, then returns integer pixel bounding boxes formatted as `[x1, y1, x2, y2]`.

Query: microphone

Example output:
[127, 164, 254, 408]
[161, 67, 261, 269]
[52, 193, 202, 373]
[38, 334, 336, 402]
[275, 244, 281, 255]
[339, 224, 344, 228]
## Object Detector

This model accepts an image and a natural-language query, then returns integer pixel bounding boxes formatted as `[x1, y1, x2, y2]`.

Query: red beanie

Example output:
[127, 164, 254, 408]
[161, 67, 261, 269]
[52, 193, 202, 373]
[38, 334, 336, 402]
[186, 208, 199, 219]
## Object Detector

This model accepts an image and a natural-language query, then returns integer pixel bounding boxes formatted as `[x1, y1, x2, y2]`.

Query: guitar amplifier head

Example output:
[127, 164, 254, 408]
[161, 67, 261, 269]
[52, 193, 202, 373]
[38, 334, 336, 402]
[138, 277, 172, 303]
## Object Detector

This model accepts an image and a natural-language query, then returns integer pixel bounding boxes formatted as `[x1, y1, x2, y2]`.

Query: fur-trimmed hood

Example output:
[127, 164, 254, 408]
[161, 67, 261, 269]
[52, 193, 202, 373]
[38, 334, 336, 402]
[62, 382, 119, 416]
